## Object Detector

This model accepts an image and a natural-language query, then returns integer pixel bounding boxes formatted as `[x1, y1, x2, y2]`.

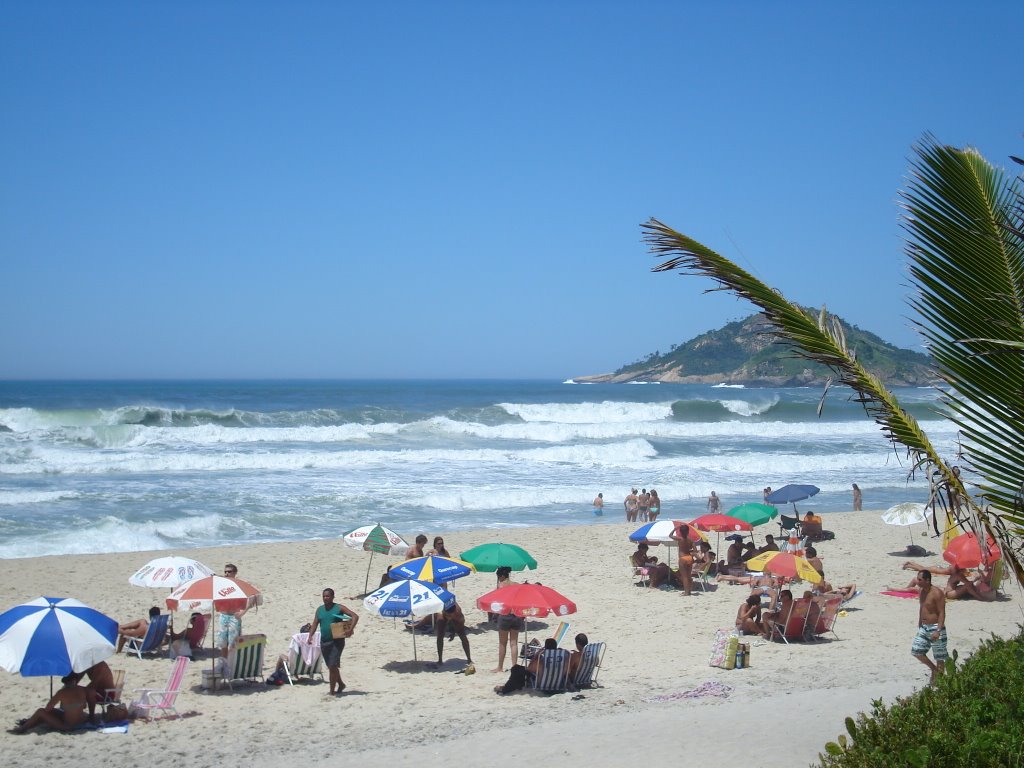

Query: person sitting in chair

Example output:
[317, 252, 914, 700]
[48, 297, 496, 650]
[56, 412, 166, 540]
[169, 612, 207, 657]
[116, 606, 161, 653]
[567, 633, 588, 681]
[526, 637, 559, 678]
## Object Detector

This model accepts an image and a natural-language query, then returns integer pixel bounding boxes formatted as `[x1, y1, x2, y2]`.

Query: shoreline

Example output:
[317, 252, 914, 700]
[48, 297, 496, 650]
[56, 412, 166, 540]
[1, 511, 1019, 767]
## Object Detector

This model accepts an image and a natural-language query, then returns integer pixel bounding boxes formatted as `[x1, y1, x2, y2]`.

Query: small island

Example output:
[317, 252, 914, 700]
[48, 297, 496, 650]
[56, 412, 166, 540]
[574, 312, 937, 386]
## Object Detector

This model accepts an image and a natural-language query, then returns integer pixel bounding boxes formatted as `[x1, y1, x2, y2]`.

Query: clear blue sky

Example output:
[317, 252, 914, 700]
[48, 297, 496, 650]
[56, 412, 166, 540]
[2, 2, 1022, 379]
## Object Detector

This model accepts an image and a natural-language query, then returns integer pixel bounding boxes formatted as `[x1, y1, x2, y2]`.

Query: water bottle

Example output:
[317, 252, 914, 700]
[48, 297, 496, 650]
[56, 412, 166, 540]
[736, 645, 745, 669]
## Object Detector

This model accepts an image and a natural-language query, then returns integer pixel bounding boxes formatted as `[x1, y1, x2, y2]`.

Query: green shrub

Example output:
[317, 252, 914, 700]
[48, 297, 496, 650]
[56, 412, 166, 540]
[816, 628, 1024, 768]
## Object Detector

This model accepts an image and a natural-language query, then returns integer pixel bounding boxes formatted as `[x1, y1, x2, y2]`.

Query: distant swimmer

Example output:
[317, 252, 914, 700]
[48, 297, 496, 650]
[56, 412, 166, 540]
[592, 493, 604, 516]
[707, 490, 721, 514]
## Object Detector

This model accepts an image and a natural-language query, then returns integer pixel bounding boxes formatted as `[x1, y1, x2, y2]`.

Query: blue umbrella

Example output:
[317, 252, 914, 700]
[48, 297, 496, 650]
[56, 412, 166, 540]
[362, 579, 456, 661]
[385, 555, 475, 584]
[0, 597, 118, 677]
[766, 484, 820, 513]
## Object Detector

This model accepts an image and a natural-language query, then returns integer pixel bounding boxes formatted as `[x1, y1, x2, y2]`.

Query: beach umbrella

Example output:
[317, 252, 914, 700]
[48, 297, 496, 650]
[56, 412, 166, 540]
[629, 520, 706, 544]
[459, 543, 537, 572]
[765, 484, 820, 513]
[690, 513, 753, 556]
[745, 551, 822, 584]
[0, 597, 118, 678]
[166, 575, 263, 678]
[363, 579, 455, 661]
[881, 503, 929, 549]
[386, 555, 476, 585]
[129, 556, 214, 589]
[341, 524, 410, 594]
[943, 531, 1001, 569]
[724, 503, 779, 528]
[476, 583, 576, 619]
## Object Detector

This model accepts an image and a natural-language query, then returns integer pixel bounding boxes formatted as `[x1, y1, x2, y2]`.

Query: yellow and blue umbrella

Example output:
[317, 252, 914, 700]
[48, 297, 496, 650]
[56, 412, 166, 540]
[387, 555, 476, 584]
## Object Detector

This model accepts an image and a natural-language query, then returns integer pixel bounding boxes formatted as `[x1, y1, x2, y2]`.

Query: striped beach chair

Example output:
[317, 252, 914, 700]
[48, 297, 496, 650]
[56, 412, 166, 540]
[530, 648, 570, 693]
[285, 631, 324, 685]
[129, 656, 189, 719]
[224, 633, 267, 690]
[572, 642, 605, 689]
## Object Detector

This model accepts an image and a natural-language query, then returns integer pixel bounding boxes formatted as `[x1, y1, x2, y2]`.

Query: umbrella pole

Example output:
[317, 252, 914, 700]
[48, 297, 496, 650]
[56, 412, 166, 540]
[364, 550, 375, 596]
[412, 628, 417, 662]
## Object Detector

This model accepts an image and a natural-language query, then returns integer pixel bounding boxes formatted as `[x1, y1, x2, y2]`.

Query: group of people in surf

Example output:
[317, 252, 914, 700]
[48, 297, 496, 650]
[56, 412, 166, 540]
[623, 487, 661, 522]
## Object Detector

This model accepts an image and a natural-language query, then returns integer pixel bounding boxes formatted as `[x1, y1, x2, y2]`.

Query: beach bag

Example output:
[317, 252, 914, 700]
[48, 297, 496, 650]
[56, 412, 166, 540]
[708, 628, 732, 668]
[498, 664, 527, 694]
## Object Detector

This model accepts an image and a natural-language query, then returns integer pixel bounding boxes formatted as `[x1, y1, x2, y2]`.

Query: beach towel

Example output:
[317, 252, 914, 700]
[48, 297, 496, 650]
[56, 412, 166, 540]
[83, 719, 131, 734]
[880, 590, 918, 599]
[644, 681, 733, 703]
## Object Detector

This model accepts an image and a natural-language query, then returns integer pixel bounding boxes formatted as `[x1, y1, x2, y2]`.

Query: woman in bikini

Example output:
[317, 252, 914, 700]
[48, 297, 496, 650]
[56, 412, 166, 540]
[13, 673, 90, 733]
[674, 524, 695, 596]
[648, 489, 661, 521]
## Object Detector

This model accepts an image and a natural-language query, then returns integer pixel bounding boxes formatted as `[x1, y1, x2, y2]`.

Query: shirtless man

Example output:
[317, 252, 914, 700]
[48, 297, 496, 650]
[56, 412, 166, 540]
[717, 536, 744, 574]
[911, 570, 948, 682]
[637, 489, 651, 522]
[707, 490, 721, 514]
[116, 606, 160, 653]
[592, 493, 604, 516]
[624, 489, 638, 522]
[406, 534, 428, 560]
[435, 602, 472, 668]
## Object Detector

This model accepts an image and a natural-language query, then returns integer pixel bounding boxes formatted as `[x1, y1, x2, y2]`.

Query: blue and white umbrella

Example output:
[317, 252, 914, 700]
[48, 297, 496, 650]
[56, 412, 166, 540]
[0, 597, 118, 677]
[363, 579, 455, 661]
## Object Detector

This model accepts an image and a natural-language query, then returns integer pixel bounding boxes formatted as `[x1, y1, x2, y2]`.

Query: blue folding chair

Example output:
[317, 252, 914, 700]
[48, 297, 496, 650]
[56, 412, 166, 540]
[125, 614, 170, 659]
[530, 648, 570, 693]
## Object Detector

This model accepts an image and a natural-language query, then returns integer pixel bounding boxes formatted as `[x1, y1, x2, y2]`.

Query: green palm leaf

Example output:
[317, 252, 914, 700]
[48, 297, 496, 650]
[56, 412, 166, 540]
[644, 134, 1024, 582]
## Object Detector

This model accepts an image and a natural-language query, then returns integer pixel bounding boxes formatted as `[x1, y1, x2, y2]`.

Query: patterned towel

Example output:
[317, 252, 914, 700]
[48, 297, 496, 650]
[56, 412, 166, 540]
[880, 590, 918, 598]
[644, 681, 733, 703]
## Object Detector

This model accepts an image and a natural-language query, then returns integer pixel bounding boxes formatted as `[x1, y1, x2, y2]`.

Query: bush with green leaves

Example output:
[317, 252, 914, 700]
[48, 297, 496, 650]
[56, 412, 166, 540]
[817, 628, 1024, 767]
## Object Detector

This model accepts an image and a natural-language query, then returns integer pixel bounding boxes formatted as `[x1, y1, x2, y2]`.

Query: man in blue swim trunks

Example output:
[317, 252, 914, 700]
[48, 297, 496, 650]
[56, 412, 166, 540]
[911, 570, 948, 683]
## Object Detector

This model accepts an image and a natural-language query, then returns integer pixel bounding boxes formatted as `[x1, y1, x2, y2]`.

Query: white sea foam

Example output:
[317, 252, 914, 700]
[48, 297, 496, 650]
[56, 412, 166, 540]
[718, 396, 779, 417]
[712, 383, 746, 389]
[498, 401, 675, 424]
[0, 489, 79, 505]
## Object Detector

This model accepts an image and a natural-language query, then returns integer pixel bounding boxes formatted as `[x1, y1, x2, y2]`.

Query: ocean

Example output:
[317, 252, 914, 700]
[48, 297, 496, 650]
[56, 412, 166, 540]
[0, 379, 957, 559]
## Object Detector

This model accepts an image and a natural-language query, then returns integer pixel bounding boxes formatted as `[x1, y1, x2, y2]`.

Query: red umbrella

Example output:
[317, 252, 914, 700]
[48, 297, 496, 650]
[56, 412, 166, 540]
[689, 514, 753, 533]
[943, 532, 1001, 568]
[476, 583, 576, 619]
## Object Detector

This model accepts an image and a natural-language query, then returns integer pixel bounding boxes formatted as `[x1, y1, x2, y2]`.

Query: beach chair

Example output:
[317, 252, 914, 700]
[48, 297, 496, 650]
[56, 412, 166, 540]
[223, 633, 267, 690]
[769, 597, 812, 644]
[285, 631, 324, 685]
[530, 648, 570, 693]
[778, 515, 801, 540]
[629, 555, 650, 588]
[125, 613, 170, 659]
[95, 669, 126, 708]
[989, 559, 1006, 597]
[552, 621, 570, 646]
[810, 596, 843, 640]
[691, 560, 713, 592]
[572, 642, 605, 689]
[129, 656, 189, 719]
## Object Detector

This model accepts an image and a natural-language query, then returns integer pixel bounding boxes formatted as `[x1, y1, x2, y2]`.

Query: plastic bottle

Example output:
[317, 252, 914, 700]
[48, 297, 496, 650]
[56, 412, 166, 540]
[736, 645, 745, 669]
[743, 642, 751, 667]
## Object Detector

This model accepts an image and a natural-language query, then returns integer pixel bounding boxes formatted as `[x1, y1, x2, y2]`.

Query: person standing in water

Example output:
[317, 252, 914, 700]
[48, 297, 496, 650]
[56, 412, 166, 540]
[592, 493, 604, 516]
[852, 483, 863, 511]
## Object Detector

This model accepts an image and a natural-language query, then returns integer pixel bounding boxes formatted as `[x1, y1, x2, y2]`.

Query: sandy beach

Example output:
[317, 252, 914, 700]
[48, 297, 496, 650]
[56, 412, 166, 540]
[1, 510, 1020, 768]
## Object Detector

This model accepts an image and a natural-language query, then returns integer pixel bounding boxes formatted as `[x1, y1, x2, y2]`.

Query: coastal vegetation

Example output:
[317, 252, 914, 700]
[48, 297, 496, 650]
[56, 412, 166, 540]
[644, 134, 1024, 584]
[587, 311, 935, 386]
[816, 629, 1024, 767]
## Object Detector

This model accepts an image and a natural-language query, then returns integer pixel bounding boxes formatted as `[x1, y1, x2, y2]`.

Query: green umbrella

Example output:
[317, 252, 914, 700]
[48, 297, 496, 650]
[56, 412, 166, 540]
[459, 542, 537, 572]
[724, 503, 779, 528]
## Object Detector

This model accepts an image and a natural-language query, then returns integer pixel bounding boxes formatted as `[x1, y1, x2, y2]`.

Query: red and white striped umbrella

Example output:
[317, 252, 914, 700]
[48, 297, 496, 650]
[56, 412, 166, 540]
[165, 575, 262, 614]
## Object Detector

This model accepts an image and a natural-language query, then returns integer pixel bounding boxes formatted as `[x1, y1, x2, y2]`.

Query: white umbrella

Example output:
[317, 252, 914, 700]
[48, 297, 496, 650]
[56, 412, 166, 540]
[363, 579, 455, 661]
[342, 523, 410, 594]
[129, 556, 214, 588]
[882, 502, 929, 549]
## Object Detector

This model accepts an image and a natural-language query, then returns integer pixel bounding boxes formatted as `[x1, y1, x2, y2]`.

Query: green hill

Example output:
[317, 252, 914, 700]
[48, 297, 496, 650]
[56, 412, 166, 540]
[576, 312, 937, 386]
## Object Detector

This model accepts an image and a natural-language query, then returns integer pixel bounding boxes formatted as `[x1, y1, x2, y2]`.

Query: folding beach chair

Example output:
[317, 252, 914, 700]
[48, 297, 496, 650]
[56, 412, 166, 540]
[95, 669, 126, 709]
[809, 596, 843, 641]
[629, 555, 650, 588]
[125, 614, 170, 659]
[284, 631, 324, 685]
[768, 598, 811, 644]
[530, 648, 570, 693]
[223, 633, 267, 690]
[692, 561, 713, 592]
[572, 642, 605, 689]
[129, 656, 189, 719]
[778, 515, 801, 540]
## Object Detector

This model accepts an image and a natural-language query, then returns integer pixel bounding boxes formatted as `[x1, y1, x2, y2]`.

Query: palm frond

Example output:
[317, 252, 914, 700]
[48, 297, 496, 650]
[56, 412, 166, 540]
[644, 135, 1024, 583]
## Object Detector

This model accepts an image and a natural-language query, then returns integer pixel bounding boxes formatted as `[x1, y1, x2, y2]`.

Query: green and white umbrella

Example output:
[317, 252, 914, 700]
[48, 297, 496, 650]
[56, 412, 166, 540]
[342, 524, 410, 593]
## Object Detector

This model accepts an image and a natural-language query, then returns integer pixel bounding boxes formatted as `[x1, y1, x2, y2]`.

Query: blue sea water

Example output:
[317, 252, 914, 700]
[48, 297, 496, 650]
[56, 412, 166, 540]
[0, 379, 957, 559]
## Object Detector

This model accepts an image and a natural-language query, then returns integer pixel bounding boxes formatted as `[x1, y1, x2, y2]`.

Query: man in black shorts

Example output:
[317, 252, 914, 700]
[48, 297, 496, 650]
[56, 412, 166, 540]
[307, 588, 359, 696]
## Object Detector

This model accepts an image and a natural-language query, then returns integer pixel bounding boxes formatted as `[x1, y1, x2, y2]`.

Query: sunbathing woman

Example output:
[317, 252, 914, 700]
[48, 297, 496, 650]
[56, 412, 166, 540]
[945, 563, 997, 601]
[12, 673, 90, 734]
[115, 605, 161, 653]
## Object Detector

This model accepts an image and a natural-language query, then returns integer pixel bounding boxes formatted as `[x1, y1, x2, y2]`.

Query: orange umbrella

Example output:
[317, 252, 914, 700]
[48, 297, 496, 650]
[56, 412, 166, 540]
[942, 532, 1001, 568]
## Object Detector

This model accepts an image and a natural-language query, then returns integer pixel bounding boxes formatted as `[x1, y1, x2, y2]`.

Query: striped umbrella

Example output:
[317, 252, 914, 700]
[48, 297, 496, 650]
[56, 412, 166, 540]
[745, 551, 822, 584]
[0, 597, 118, 677]
[341, 524, 410, 594]
[386, 555, 476, 585]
